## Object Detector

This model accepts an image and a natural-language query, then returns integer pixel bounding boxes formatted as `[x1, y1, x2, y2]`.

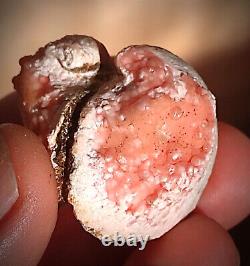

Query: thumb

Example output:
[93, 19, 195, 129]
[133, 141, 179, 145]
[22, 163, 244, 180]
[0, 124, 58, 266]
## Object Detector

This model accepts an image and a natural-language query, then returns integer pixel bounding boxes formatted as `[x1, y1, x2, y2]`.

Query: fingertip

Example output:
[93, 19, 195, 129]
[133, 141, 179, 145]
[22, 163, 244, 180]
[197, 122, 250, 229]
[0, 124, 58, 265]
[125, 213, 240, 266]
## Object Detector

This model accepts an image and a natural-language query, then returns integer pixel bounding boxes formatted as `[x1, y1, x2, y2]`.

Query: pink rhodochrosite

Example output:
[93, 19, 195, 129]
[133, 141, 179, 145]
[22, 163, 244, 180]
[13, 35, 217, 240]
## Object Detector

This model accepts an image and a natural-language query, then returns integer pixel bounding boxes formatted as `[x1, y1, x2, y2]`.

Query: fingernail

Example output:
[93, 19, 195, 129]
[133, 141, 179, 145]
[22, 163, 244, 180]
[0, 131, 19, 220]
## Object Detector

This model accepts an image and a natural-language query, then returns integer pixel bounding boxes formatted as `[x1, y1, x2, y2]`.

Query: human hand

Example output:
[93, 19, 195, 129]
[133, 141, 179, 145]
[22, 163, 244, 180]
[0, 93, 249, 266]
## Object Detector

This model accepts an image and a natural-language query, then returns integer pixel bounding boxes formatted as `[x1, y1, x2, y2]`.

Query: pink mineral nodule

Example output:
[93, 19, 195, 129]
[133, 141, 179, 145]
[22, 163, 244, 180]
[13, 35, 217, 240]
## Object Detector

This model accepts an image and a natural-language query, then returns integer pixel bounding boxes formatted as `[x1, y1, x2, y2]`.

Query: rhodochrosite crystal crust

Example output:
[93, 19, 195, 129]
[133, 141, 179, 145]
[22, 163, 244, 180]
[13, 35, 217, 240]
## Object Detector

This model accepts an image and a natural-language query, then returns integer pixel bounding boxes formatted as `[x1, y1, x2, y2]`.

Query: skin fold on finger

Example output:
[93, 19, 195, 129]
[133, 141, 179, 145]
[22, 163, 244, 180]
[39, 204, 135, 266]
[125, 213, 240, 266]
[0, 124, 58, 266]
[197, 122, 250, 229]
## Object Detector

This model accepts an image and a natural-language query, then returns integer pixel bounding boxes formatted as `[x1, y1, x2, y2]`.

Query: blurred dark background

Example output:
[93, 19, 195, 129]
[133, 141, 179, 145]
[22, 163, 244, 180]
[0, 0, 249, 265]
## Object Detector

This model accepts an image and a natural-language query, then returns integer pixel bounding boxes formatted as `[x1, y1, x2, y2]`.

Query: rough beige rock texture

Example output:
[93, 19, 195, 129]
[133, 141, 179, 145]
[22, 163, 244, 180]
[13, 35, 217, 240]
